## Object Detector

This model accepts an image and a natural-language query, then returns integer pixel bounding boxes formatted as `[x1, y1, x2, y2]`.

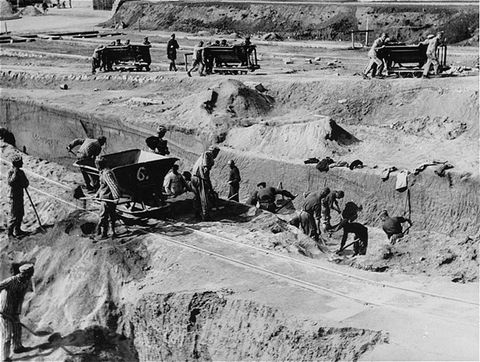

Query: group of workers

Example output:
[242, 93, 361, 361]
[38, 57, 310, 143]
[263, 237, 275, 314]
[91, 37, 152, 74]
[6, 123, 413, 248]
[363, 31, 445, 79]
[3, 130, 414, 362]
[187, 36, 251, 77]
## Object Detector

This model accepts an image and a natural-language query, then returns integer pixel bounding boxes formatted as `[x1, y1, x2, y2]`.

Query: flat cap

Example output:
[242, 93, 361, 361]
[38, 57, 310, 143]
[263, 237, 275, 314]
[257, 182, 266, 188]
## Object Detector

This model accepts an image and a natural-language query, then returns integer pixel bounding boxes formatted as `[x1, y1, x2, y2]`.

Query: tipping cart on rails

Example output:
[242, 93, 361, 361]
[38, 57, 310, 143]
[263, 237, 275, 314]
[98, 44, 151, 72]
[379, 43, 448, 77]
[74, 149, 178, 217]
[185, 45, 260, 75]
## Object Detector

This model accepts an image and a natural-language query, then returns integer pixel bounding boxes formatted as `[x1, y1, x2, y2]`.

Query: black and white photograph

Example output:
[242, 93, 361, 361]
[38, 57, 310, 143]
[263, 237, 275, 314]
[0, 0, 478, 360]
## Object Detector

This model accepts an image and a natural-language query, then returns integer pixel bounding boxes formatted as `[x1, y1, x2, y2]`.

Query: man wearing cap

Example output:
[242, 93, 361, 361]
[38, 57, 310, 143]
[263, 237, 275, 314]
[67, 136, 107, 191]
[321, 190, 344, 231]
[0, 264, 34, 361]
[7, 155, 29, 238]
[145, 126, 170, 156]
[421, 31, 444, 78]
[248, 182, 296, 213]
[167, 34, 180, 72]
[95, 157, 121, 239]
[191, 145, 220, 220]
[363, 32, 388, 79]
[227, 160, 241, 202]
[380, 210, 412, 244]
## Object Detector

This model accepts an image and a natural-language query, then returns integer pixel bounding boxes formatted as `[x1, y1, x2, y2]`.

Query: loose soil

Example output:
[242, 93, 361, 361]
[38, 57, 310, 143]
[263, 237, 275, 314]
[0, 6, 478, 361]
[108, 2, 479, 43]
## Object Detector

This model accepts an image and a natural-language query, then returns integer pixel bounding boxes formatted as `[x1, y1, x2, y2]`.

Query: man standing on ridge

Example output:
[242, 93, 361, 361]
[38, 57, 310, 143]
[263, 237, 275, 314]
[145, 125, 170, 156]
[7, 155, 29, 238]
[167, 33, 180, 72]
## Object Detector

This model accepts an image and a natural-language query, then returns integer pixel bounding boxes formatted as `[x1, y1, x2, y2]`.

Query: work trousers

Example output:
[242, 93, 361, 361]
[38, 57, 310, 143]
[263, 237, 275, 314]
[321, 207, 331, 230]
[228, 183, 239, 202]
[0, 315, 22, 361]
[91, 58, 100, 74]
[299, 211, 319, 241]
[353, 236, 368, 255]
[97, 201, 116, 236]
[389, 233, 404, 244]
[169, 59, 177, 72]
[8, 197, 24, 236]
[191, 176, 211, 220]
[423, 52, 439, 76]
[364, 53, 384, 77]
[188, 59, 205, 75]
[79, 158, 97, 190]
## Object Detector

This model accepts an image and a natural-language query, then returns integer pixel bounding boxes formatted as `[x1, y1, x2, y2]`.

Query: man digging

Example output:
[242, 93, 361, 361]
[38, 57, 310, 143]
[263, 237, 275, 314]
[0, 264, 35, 362]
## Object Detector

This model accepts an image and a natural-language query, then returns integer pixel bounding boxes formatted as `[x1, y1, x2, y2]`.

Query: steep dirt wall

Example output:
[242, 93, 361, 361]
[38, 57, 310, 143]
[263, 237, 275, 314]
[107, 1, 479, 43]
[125, 291, 383, 361]
[1, 97, 478, 237]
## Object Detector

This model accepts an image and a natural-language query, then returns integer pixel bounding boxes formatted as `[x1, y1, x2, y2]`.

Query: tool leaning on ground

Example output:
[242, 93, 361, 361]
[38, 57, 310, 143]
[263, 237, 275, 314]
[0, 311, 52, 337]
[25, 188, 46, 232]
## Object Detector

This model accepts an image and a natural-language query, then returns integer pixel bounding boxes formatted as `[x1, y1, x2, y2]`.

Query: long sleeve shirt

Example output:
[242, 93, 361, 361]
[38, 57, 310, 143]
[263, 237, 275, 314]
[0, 275, 32, 315]
[303, 188, 330, 219]
[192, 151, 215, 180]
[228, 166, 241, 186]
[8, 167, 29, 199]
[68, 138, 102, 159]
[423, 36, 442, 55]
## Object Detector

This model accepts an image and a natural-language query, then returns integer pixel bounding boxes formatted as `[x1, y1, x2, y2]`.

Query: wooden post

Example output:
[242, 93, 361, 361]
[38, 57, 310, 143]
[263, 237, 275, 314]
[351, 32, 354, 49]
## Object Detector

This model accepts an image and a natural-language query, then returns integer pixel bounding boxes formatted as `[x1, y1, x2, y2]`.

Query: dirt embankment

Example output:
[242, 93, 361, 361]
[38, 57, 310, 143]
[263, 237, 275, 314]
[0, 208, 384, 361]
[107, 2, 479, 43]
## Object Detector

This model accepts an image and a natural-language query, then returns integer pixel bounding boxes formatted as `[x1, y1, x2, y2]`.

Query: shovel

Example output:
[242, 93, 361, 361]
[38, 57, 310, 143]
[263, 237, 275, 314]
[25, 188, 46, 232]
[0, 312, 51, 337]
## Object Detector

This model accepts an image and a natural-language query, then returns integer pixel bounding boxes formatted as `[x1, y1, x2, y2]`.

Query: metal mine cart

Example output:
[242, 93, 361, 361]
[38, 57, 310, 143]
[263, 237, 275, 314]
[185, 45, 260, 75]
[101, 44, 151, 72]
[379, 43, 448, 77]
[74, 149, 178, 216]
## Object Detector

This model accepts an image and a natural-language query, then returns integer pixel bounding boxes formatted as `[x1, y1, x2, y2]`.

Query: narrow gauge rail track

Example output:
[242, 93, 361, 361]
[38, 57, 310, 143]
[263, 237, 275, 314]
[1, 157, 478, 311]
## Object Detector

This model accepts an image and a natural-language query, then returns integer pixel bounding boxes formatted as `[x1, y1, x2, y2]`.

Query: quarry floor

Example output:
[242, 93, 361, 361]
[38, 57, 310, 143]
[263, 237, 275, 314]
[0, 6, 479, 361]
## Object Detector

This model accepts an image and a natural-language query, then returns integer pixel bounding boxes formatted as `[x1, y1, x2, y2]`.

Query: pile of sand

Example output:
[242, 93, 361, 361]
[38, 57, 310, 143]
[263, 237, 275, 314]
[0, 0, 14, 17]
[20, 5, 43, 16]
[207, 79, 274, 119]
[223, 115, 358, 161]
[163, 79, 274, 144]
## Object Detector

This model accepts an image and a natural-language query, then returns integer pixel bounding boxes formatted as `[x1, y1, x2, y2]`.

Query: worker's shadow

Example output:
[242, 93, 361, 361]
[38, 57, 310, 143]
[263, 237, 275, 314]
[12, 325, 137, 361]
